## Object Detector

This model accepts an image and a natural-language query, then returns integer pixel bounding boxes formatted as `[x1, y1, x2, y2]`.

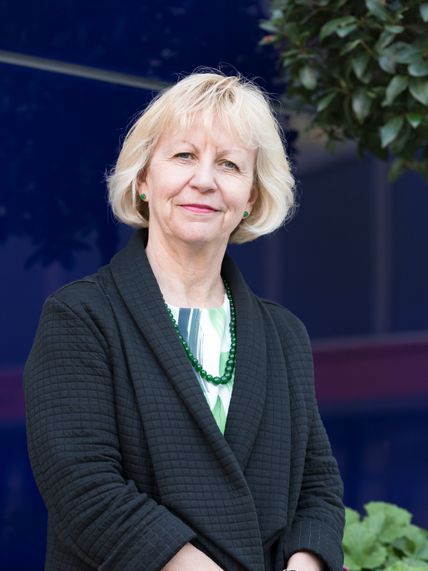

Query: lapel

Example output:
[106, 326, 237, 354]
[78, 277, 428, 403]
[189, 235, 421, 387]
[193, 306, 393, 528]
[110, 230, 222, 447]
[109, 230, 267, 469]
[221, 254, 267, 470]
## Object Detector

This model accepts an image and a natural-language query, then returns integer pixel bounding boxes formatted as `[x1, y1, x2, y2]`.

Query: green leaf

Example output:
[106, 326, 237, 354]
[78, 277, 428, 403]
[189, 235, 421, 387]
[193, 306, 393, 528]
[389, 157, 406, 182]
[365, 502, 412, 543]
[420, 3, 428, 22]
[385, 25, 405, 34]
[320, 16, 357, 41]
[376, 30, 396, 50]
[317, 91, 337, 111]
[365, 501, 412, 523]
[341, 39, 363, 55]
[386, 562, 428, 571]
[380, 116, 404, 147]
[351, 52, 371, 80]
[352, 89, 372, 122]
[406, 113, 424, 128]
[409, 78, 428, 105]
[375, 26, 404, 52]
[418, 542, 428, 561]
[299, 65, 317, 89]
[379, 53, 397, 74]
[389, 124, 410, 154]
[379, 43, 422, 74]
[259, 20, 278, 33]
[408, 59, 428, 77]
[320, 19, 341, 41]
[365, 511, 386, 536]
[383, 75, 408, 106]
[419, 545, 428, 561]
[345, 507, 361, 525]
[403, 558, 428, 569]
[399, 524, 428, 558]
[393, 43, 422, 65]
[344, 521, 388, 571]
[337, 23, 358, 38]
[366, 0, 391, 22]
[383, 43, 421, 65]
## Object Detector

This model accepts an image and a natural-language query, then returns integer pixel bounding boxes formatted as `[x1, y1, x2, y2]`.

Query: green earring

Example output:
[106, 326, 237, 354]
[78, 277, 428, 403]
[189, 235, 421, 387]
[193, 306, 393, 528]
[139, 193, 146, 201]
[243, 210, 249, 219]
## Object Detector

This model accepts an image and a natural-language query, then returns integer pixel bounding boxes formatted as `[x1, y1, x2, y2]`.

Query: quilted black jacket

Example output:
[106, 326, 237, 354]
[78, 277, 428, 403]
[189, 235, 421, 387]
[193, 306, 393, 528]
[24, 229, 344, 571]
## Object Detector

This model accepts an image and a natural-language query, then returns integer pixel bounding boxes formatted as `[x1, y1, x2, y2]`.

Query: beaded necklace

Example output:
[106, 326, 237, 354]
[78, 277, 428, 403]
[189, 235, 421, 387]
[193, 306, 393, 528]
[164, 279, 236, 385]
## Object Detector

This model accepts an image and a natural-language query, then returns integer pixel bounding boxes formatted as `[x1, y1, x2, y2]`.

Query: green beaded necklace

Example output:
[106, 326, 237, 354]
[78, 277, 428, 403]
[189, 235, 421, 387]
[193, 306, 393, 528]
[164, 280, 237, 385]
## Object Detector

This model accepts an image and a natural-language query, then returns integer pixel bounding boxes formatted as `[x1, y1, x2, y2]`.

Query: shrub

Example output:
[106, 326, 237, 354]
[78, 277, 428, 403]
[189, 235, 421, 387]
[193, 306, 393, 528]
[344, 502, 428, 571]
[261, 0, 428, 181]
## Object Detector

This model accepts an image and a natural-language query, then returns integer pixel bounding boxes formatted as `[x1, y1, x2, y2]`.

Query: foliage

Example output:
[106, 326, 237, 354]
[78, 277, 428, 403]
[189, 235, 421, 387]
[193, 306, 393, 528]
[343, 502, 428, 571]
[260, 0, 428, 181]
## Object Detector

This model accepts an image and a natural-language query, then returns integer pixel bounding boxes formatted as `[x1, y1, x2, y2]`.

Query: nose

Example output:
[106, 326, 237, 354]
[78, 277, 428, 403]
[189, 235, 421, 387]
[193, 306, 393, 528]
[190, 158, 217, 192]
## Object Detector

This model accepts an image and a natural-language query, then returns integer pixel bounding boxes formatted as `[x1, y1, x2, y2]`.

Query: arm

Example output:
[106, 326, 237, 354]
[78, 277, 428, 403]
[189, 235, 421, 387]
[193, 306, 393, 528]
[278, 309, 344, 571]
[24, 295, 197, 570]
[286, 550, 324, 571]
[163, 543, 223, 570]
[284, 400, 345, 571]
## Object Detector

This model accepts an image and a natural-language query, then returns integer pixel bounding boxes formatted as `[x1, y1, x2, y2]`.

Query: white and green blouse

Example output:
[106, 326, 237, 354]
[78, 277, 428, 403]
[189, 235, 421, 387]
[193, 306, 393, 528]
[167, 294, 235, 434]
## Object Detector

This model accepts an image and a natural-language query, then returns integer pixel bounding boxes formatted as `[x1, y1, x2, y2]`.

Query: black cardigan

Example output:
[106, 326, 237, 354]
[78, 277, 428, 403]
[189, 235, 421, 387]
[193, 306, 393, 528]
[24, 229, 344, 571]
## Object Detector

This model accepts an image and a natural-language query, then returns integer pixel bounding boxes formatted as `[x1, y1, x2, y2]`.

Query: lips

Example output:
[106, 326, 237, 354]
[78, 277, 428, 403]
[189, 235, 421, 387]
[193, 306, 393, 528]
[180, 203, 219, 213]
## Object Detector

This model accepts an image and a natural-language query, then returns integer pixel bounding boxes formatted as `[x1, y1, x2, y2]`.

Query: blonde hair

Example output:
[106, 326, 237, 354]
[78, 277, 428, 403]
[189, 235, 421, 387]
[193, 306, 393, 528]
[107, 71, 295, 243]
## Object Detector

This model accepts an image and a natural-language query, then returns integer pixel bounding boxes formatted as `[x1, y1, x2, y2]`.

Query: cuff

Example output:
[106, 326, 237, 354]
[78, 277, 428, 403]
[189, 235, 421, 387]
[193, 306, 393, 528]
[284, 519, 344, 571]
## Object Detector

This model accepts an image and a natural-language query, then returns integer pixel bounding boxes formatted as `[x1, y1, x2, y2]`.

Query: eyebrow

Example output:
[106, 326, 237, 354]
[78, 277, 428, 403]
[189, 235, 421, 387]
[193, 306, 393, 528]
[173, 140, 249, 156]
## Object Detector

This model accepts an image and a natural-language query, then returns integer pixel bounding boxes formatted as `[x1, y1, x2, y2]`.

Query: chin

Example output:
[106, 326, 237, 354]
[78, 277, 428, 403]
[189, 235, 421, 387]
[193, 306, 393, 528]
[174, 229, 227, 247]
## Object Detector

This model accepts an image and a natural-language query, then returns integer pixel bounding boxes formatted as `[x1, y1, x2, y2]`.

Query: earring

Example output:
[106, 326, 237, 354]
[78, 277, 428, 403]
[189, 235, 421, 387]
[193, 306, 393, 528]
[243, 211, 249, 219]
[139, 193, 146, 201]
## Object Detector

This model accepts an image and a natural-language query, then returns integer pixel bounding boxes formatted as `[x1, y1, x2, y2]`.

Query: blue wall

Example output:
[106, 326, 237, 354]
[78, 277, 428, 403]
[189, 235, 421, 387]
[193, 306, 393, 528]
[1, 1, 428, 569]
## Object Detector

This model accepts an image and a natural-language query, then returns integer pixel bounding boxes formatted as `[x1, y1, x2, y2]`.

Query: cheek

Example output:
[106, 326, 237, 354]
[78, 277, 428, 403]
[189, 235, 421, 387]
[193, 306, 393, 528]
[228, 182, 253, 207]
[148, 176, 177, 200]
[156, 168, 190, 194]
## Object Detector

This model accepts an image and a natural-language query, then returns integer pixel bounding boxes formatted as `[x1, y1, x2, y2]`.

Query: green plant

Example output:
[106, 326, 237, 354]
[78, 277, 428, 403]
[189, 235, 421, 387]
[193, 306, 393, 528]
[343, 502, 428, 571]
[260, 0, 428, 181]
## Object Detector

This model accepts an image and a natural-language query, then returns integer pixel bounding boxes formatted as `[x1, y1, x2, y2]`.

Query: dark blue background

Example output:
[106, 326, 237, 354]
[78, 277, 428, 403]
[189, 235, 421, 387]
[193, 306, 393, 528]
[1, 0, 428, 569]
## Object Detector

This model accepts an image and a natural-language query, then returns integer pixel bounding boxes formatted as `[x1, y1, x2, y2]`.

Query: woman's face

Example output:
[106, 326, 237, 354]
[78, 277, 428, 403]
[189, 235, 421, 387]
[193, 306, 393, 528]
[139, 116, 257, 251]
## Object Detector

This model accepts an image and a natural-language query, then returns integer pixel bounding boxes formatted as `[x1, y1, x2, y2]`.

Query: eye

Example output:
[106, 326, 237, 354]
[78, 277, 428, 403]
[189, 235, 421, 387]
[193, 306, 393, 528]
[174, 152, 193, 160]
[221, 160, 239, 171]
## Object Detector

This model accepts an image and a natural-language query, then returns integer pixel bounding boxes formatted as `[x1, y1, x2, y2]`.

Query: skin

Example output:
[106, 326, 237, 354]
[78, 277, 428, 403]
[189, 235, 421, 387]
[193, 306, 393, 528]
[140, 116, 324, 571]
[141, 115, 258, 308]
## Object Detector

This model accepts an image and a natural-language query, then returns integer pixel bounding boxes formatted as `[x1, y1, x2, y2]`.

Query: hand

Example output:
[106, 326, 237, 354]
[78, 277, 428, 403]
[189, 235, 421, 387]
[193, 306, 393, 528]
[162, 543, 224, 571]
[285, 550, 324, 571]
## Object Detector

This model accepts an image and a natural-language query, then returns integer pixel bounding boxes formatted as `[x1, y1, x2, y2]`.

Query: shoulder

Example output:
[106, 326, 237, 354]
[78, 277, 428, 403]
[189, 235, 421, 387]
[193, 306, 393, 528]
[259, 297, 312, 350]
[39, 266, 115, 347]
[258, 297, 314, 383]
[46, 266, 111, 314]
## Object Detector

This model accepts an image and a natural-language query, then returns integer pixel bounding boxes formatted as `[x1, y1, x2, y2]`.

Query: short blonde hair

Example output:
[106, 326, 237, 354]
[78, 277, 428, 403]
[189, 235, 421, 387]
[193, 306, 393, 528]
[107, 71, 295, 243]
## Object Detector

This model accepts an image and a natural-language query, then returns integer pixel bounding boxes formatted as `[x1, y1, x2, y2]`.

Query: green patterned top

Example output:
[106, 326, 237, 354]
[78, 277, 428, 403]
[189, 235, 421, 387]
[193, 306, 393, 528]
[167, 294, 235, 434]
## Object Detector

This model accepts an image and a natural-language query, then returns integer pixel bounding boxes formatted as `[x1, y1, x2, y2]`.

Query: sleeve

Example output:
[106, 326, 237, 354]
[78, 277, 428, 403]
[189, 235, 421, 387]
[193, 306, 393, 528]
[281, 310, 345, 571]
[283, 403, 345, 571]
[24, 295, 196, 571]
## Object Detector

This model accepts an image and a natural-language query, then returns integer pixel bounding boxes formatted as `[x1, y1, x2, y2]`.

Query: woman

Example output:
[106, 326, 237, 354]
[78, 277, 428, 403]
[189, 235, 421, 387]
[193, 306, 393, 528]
[24, 72, 344, 571]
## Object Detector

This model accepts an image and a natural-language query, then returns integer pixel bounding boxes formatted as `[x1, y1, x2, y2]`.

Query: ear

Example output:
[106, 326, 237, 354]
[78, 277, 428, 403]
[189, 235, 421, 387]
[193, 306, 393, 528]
[247, 183, 259, 210]
[136, 168, 148, 192]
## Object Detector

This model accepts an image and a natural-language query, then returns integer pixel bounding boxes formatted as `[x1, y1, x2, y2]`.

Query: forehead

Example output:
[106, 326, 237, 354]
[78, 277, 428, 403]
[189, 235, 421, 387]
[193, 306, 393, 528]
[159, 113, 256, 154]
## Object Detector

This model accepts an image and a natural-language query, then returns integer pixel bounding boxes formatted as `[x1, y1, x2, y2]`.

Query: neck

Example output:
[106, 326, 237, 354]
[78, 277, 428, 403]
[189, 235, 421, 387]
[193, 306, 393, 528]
[145, 232, 228, 308]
